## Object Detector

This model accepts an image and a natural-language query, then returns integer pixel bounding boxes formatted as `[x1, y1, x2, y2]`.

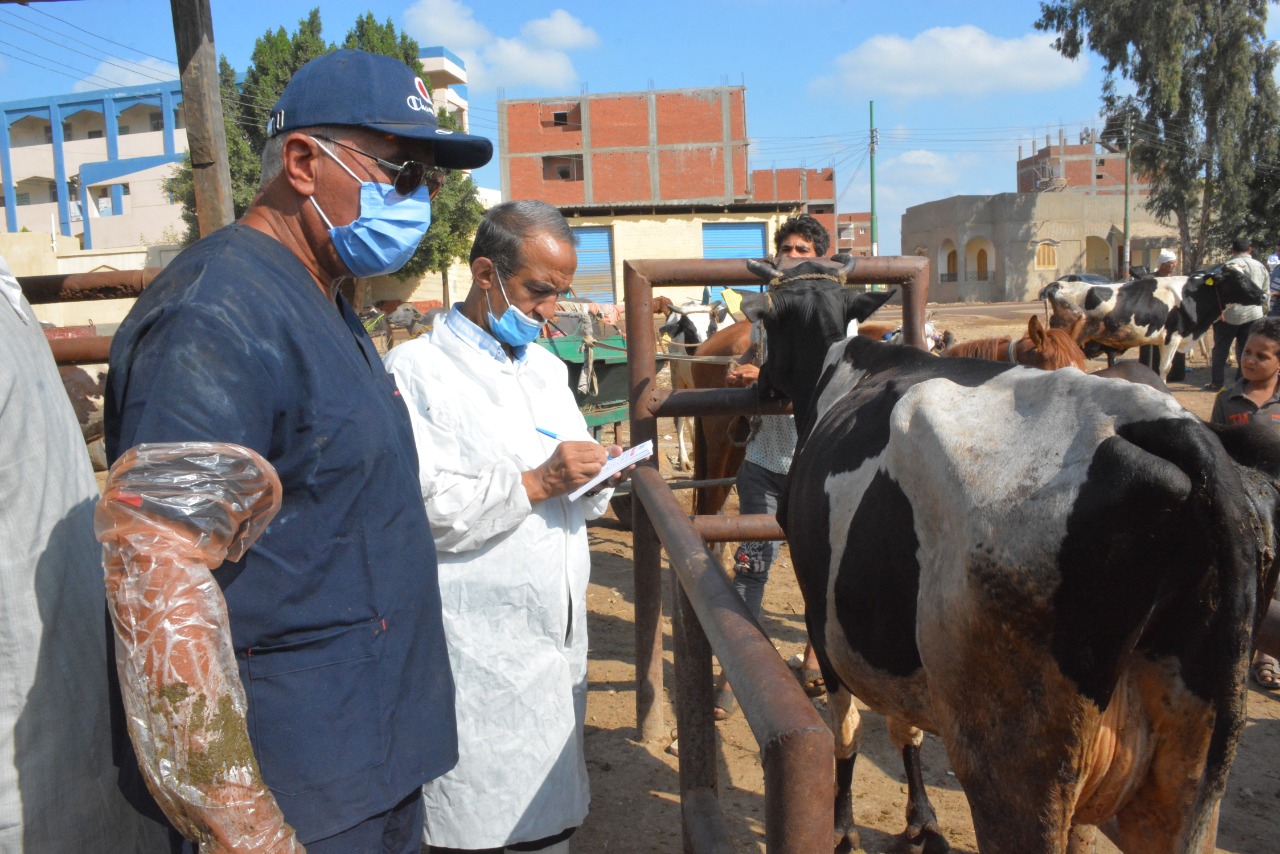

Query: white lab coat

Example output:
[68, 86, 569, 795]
[0, 259, 167, 852]
[383, 308, 609, 849]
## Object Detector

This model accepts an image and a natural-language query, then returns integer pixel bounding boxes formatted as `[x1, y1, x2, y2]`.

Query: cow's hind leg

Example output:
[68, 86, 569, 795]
[829, 685, 862, 853]
[889, 718, 949, 853]
[1066, 824, 1096, 854]
[675, 415, 692, 470]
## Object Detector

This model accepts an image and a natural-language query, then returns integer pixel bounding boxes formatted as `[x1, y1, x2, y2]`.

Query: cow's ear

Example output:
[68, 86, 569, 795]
[844, 287, 896, 322]
[741, 291, 771, 322]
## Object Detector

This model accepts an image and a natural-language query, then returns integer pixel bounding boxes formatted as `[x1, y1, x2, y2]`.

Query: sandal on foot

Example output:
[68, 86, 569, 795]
[713, 686, 738, 721]
[1252, 654, 1280, 690]
[800, 669, 827, 698]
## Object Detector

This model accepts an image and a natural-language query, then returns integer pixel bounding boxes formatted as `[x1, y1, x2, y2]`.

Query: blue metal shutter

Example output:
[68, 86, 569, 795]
[702, 222, 767, 302]
[570, 226, 615, 304]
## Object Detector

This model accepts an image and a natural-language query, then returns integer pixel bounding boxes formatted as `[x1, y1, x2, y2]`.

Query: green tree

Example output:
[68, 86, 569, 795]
[342, 12, 424, 74]
[1036, 0, 1280, 269]
[240, 8, 330, 154]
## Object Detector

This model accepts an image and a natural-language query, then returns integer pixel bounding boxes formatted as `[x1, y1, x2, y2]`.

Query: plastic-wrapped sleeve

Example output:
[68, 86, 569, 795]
[96, 442, 304, 853]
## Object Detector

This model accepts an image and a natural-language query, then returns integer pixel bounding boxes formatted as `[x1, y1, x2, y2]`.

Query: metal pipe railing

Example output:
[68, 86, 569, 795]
[649, 387, 791, 419]
[632, 467, 832, 854]
[48, 336, 113, 365]
[691, 513, 785, 543]
[18, 267, 160, 304]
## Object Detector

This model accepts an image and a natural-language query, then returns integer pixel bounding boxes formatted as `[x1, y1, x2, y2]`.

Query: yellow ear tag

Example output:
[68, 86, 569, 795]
[1205, 276, 1215, 286]
[721, 288, 743, 315]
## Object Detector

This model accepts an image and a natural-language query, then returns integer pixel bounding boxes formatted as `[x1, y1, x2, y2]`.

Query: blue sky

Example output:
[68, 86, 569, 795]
[2, 0, 1277, 254]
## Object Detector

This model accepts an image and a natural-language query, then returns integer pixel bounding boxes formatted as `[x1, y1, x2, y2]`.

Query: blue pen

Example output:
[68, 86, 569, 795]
[537, 427, 616, 459]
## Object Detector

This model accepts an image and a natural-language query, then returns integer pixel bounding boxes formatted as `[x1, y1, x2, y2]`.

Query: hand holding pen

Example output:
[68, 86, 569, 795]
[525, 427, 626, 501]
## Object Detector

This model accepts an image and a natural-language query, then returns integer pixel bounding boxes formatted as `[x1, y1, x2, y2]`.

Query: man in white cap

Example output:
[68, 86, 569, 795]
[1155, 248, 1177, 277]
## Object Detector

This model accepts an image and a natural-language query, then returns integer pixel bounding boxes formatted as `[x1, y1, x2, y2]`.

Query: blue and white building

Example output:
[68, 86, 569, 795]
[0, 46, 475, 253]
[0, 80, 187, 250]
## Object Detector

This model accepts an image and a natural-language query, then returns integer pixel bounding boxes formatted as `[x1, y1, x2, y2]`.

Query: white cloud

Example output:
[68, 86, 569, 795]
[838, 149, 993, 254]
[403, 0, 595, 93]
[404, 0, 491, 51]
[811, 26, 1086, 100]
[521, 10, 599, 51]
[481, 37, 580, 90]
[72, 57, 180, 92]
[886, 149, 967, 186]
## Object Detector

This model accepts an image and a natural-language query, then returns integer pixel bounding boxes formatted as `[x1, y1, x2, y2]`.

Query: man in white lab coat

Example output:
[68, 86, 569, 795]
[384, 200, 627, 853]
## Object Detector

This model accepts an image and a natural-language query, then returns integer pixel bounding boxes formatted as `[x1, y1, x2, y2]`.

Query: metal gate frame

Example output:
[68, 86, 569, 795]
[623, 256, 929, 852]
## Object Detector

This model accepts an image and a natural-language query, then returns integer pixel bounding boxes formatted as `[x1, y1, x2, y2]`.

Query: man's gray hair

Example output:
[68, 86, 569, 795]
[258, 124, 354, 191]
[470, 200, 575, 279]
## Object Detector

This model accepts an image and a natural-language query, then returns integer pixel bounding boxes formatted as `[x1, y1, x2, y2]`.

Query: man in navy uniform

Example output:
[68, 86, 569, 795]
[103, 50, 492, 853]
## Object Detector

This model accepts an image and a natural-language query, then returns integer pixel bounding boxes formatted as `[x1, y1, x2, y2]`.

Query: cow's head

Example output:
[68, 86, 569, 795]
[1185, 263, 1266, 318]
[658, 300, 717, 347]
[739, 280, 896, 419]
[745, 253, 858, 288]
[1169, 268, 1235, 334]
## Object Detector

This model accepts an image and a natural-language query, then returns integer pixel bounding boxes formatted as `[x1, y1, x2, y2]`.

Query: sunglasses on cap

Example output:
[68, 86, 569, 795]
[314, 135, 445, 199]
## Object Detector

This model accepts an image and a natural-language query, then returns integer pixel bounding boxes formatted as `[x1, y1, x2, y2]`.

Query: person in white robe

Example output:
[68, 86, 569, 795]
[0, 254, 166, 852]
[385, 201, 629, 853]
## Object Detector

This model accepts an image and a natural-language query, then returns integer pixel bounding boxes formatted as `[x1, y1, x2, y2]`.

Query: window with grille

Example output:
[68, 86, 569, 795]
[1035, 242, 1058, 270]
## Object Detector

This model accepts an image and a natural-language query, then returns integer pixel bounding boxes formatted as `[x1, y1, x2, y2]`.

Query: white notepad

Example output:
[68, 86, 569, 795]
[567, 440, 654, 501]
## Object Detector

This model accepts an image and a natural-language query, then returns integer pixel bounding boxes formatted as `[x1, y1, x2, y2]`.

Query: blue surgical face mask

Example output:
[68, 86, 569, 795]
[486, 268, 544, 347]
[309, 138, 432, 278]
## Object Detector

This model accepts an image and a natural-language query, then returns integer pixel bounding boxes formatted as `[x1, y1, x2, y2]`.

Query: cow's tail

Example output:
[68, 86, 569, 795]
[1122, 418, 1259, 851]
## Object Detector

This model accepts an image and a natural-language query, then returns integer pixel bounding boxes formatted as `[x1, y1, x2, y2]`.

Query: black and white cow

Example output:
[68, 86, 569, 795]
[1039, 264, 1264, 378]
[742, 279, 1280, 853]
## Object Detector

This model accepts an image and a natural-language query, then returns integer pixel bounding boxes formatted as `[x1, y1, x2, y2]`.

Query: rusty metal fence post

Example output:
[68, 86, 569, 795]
[623, 255, 928, 851]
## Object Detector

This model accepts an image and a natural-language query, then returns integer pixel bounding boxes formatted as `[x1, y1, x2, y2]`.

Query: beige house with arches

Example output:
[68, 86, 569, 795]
[902, 192, 1180, 303]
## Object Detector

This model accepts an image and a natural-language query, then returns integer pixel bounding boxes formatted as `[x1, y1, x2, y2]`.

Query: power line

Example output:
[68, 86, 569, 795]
[0, 15, 177, 87]
[24, 3, 178, 66]
[0, 36, 129, 89]
[0, 49, 120, 89]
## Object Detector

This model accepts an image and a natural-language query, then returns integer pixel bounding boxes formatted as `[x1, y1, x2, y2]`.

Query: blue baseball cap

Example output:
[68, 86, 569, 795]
[266, 49, 493, 171]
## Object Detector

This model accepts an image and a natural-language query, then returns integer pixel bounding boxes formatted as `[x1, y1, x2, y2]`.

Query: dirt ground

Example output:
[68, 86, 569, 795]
[573, 303, 1280, 853]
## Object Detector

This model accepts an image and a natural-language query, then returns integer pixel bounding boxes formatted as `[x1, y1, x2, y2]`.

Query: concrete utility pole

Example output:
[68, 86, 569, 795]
[171, 0, 234, 236]
[869, 101, 879, 257]
[1122, 114, 1132, 278]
